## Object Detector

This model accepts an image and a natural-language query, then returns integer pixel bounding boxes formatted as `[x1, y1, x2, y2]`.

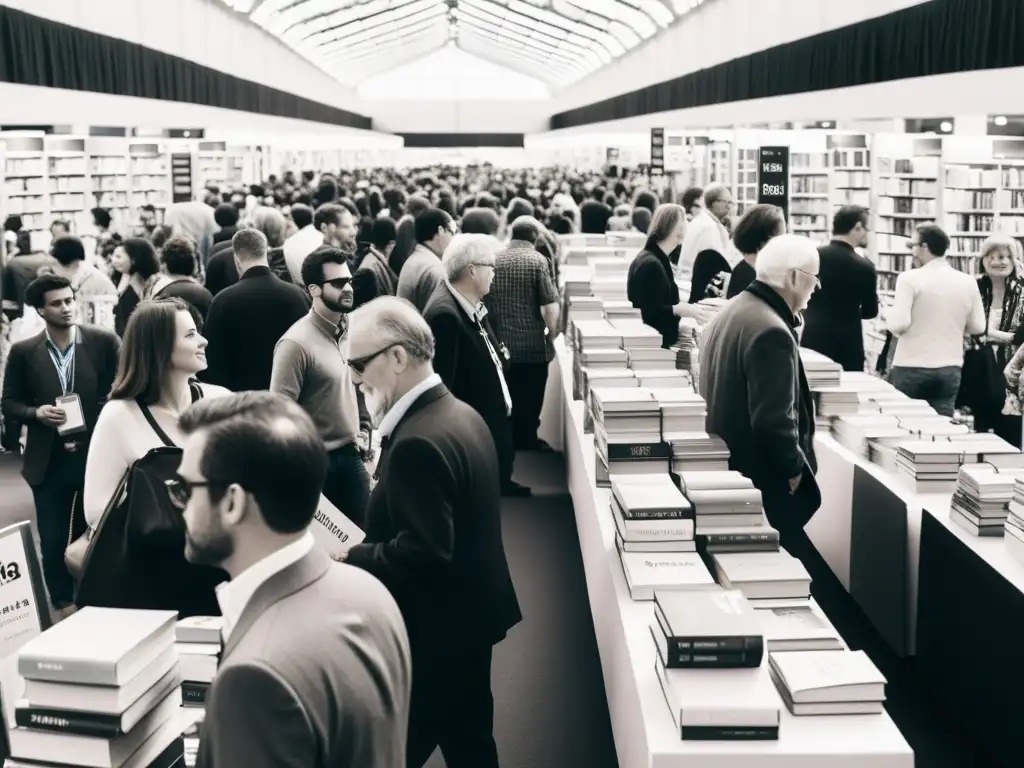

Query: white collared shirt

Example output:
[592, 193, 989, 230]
[446, 282, 512, 415]
[283, 225, 324, 285]
[216, 532, 314, 643]
[377, 373, 443, 439]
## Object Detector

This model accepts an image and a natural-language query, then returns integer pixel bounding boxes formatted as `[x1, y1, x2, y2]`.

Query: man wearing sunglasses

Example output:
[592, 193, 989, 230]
[270, 245, 373, 526]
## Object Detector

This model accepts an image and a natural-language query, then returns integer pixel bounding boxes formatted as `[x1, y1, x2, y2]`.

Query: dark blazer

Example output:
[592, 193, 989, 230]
[802, 240, 879, 371]
[698, 281, 821, 532]
[352, 250, 398, 309]
[200, 266, 309, 392]
[627, 241, 680, 348]
[421, 283, 511, 467]
[198, 548, 412, 768]
[346, 384, 521, 649]
[1, 325, 120, 486]
[204, 241, 237, 296]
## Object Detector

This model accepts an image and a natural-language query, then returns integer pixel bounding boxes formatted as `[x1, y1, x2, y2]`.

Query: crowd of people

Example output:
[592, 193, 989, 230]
[2, 161, 1024, 767]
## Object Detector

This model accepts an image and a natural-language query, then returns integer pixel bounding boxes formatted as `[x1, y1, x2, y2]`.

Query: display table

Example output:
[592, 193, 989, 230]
[805, 437, 941, 657]
[556, 342, 913, 768]
[915, 504, 1024, 768]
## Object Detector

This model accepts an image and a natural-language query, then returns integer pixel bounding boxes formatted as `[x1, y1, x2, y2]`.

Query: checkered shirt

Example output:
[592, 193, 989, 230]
[486, 241, 559, 364]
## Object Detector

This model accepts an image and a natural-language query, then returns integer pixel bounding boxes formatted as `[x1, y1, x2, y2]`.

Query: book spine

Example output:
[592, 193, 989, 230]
[182, 681, 210, 705]
[680, 725, 779, 740]
[697, 532, 779, 547]
[664, 650, 762, 668]
[14, 707, 121, 739]
[17, 655, 117, 686]
[622, 509, 692, 520]
[604, 442, 671, 461]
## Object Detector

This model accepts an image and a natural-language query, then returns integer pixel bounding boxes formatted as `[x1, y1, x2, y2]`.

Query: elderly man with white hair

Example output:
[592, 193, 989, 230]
[677, 184, 737, 279]
[421, 234, 527, 496]
[699, 234, 823, 543]
[343, 296, 522, 768]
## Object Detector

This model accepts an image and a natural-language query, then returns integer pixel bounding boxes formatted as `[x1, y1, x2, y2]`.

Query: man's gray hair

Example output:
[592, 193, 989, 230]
[442, 233, 499, 283]
[347, 296, 435, 364]
[754, 234, 820, 289]
[232, 227, 269, 262]
[703, 184, 730, 208]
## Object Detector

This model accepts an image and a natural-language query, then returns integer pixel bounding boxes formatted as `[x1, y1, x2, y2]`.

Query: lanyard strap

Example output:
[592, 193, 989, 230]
[46, 333, 76, 396]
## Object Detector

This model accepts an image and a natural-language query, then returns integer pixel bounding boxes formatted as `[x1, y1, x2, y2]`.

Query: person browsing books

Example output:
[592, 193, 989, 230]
[176, 391, 411, 768]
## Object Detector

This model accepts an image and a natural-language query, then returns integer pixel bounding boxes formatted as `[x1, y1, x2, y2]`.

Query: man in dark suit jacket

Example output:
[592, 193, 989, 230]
[176, 392, 411, 768]
[1, 275, 119, 610]
[422, 234, 529, 496]
[802, 206, 879, 371]
[200, 229, 309, 392]
[698, 235, 822, 541]
[344, 297, 521, 768]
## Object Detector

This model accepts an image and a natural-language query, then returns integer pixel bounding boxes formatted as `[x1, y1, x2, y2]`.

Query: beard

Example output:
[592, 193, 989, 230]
[322, 293, 353, 313]
[184, 523, 234, 568]
[363, 388, 393, 428]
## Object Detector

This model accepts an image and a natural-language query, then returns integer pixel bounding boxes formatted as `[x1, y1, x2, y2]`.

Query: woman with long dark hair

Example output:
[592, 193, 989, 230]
[110, 237, 160, 337]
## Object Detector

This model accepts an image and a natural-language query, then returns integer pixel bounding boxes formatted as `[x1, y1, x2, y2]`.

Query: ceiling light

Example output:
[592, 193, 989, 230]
[939, 121, 953, 133]
[995, 115, 1009, 126]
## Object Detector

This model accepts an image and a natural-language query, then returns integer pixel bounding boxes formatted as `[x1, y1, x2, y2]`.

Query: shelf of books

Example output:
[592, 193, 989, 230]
[0, 134, 48, 256]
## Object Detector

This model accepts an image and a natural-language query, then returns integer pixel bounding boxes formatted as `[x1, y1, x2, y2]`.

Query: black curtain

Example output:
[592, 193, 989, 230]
[0, 6, 372, 130]
[400, 133, 525, 148]
[551, 0, 1024, 130]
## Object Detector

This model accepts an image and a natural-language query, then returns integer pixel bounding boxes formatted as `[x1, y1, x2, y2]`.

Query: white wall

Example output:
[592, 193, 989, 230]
[2, 0, 369, 117]
[368, 100, 553, 135]
[552, 0, 932, 116]
[0, 83, 391, 143]
[533, 68, 1024, 139]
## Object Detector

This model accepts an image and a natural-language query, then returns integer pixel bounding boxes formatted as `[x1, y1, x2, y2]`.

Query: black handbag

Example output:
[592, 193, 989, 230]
[72, 384, 226, 616]
[957, 342, 1007, 413]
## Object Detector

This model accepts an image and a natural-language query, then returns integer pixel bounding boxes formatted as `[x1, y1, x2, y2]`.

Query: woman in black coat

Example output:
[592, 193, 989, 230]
[627, 203, 713, 348]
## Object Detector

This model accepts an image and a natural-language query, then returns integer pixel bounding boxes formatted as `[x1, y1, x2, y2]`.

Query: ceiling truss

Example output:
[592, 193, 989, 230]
[233, 0, 708, 87]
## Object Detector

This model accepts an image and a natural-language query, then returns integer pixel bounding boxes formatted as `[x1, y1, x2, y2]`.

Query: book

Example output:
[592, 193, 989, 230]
[21, 647, 178, 715]
[696, 523, 780, 553]
[710, 551, 811, 601]
[754, 600, 843, 652]
[652, 589, 763, 667]
[618, 551, 716, 600]
[8, 689, 180, 768]
[15, 666, 181, 738]
[610, 475, 692, 520]
[768, 650, 886, 716]
[174, 616, 224, 644]
[610, 497, 693, 542]
[654, 661, 780, 740]
[175, 642, 219, 684]
[312, 495, 365, 558]
[182, 681, 209, 707]
[4, 730, 183, 768]
[615, 532, 695, 553]
[18, 609, 176, 686]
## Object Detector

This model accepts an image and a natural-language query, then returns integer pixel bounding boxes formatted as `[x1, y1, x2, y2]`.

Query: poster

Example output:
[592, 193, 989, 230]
[310, 496, 365, 559]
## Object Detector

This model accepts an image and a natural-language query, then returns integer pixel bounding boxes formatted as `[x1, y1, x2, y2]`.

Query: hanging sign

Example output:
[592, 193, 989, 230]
[757, 146, 790, 222]
[649, 128, 665, 177]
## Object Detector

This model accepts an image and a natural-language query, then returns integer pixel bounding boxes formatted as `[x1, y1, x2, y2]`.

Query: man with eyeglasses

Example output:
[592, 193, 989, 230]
[270, 245, 373, 525]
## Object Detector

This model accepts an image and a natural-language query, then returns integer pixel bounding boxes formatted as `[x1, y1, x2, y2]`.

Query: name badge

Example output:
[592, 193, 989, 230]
[56, 393, 86, 436]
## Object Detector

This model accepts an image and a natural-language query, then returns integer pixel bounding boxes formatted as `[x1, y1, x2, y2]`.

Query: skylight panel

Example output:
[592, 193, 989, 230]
[606, 21, 640, 49]
[317, 11, 444, 56]
[298, 0, 436, 48]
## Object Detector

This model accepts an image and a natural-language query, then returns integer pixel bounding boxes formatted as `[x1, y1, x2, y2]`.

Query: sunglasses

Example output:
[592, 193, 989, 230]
[165, 477, 213, 510]
[325, 277, 352, 289]
[348, 343, 397, 374]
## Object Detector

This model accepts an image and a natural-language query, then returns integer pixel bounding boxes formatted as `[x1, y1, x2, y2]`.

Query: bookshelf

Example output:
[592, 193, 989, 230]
[129, 143, 172, 223]
[1, 134, 47, 252]
[790, 147, 830, 243]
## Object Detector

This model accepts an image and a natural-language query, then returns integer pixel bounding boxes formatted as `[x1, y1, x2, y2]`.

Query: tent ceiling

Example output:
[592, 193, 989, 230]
[236, 0, 707, 88]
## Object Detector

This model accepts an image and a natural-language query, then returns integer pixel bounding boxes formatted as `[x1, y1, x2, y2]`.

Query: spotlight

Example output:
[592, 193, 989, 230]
[995, 115, 1009, 127]
[939, 121, 953, 133]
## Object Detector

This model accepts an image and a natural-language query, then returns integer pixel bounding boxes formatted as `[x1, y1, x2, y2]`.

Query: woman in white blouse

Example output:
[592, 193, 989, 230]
[84, 298, 230, 528]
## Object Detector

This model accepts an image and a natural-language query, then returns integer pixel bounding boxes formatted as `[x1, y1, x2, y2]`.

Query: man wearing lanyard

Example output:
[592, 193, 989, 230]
[1, 275, 120, 614]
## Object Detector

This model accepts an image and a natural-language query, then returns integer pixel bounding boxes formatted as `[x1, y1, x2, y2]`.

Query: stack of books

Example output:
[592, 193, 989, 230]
[626, 346, 678, 371]
[669, 318, 701, 373]
[668, 433, 730, 473]
[602, 299, 642, 322]
[612, 319, 662, 353]
[592, 388, 667, 486]
[893, 441, 964, 493]
[951, 432, 1024, 469]
[572, 347, 628, 399]
[174, 617, 222, 708]
[591, 273, 629, 302]
[950, 465, 1021, 537]
[676, 471, 780, 553]
[650, 588, 763, 669]
[650, 389, 704, 439]
[619, 546, 717, 601]
[768, 650, 887, 715]
[710, 551, 811, 602]
[572, 319, 622, 353]
[11, 608, 186, 768]
[753, 600, 844, 652]
[634, 368, 692, 389]
[799, 348, 842, 388]
[1006, 478, 1024, 564]
[565, 295, 604, 323]
[831, 414, 907, 459]
[610, 475, 694, 554]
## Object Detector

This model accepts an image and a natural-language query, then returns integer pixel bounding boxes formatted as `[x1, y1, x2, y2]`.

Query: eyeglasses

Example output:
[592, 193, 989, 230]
[907, 241, 921, 250]
[165, 478, 212, 510]
[325, 277, 352, 289]
[794, 268, 821, 289]
[348, 343, 397, 374]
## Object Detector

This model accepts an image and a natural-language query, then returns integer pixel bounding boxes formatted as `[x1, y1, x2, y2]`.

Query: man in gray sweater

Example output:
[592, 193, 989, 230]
[396, 208, 455, 313]
[270, 245, 373, 526]
[178, 392, 411, 768]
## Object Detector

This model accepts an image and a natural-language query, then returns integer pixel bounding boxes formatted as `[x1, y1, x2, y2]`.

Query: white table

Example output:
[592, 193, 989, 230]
[556, 341, 913, 768]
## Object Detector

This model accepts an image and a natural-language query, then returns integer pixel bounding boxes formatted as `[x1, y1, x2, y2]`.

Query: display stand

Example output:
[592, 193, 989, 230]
[916, 505, 1024, 768]
[555, 340, 913, 768]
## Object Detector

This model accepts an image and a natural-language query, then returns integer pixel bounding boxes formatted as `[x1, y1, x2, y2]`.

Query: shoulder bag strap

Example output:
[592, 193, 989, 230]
[190, 381, 204, 403]
[137, 401, 176, 448]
